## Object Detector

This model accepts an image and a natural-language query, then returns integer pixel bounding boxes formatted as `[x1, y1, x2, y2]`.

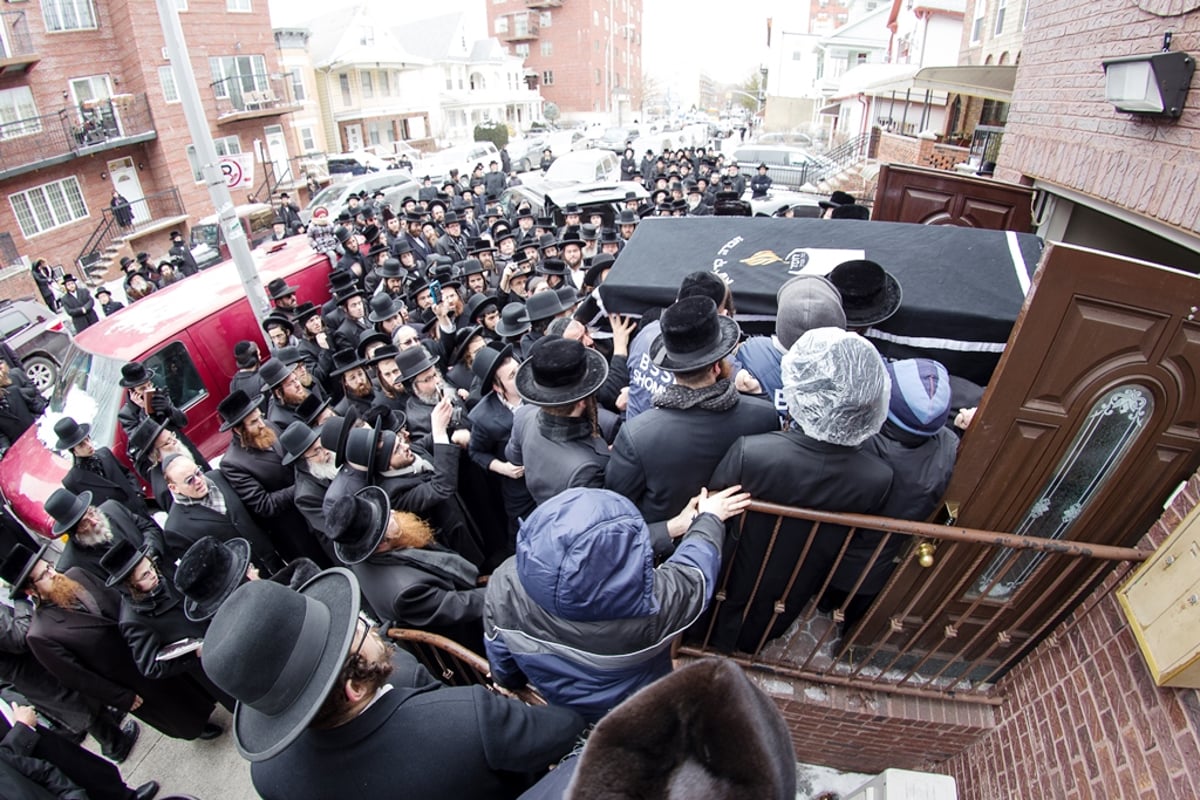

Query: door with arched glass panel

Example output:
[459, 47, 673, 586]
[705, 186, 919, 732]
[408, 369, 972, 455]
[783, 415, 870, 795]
[856, 242, 1200, 674]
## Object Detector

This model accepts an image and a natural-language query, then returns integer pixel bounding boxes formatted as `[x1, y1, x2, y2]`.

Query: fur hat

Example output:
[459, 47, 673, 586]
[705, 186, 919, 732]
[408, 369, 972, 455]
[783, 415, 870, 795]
[174, 536, 252, 622]
[676, 271, 728, 306]
[828, 260, 902, 328]
[818, 190, 857, 209]
[566, 658, 796, 800]
[233, 340, 259, 369]
[650, 296, 740, 372]
[515, 337, 608, 406]
[325, 487, 390, 565]
[885, 358, 951, 436]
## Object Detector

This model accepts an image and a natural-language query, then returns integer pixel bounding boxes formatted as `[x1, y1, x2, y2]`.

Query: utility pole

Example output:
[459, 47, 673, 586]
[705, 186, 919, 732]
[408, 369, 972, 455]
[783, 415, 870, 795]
[155, 0, 270, 324]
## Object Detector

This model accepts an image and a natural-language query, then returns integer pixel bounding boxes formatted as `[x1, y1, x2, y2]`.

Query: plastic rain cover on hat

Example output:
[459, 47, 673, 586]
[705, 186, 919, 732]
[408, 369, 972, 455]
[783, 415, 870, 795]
[780, 328, 890, 446]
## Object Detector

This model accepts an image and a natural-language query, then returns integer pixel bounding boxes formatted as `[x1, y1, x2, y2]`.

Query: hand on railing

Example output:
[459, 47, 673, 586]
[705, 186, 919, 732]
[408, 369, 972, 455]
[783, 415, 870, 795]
[667, 485, 754, 538]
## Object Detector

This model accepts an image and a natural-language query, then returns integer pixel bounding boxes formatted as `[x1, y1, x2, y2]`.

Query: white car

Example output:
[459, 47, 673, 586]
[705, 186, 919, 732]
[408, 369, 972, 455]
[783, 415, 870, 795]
[543, 149, 621, 183]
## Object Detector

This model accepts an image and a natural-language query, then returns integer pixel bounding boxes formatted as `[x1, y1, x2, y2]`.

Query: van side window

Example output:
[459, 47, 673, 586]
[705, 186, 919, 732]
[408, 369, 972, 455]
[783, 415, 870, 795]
[141, 341, 207, 411]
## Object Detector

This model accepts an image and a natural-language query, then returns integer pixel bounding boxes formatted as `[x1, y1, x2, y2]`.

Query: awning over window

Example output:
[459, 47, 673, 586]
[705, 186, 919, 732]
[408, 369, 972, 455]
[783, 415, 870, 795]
[895, 65, 1018, 102]
[818, 103, 842, 116]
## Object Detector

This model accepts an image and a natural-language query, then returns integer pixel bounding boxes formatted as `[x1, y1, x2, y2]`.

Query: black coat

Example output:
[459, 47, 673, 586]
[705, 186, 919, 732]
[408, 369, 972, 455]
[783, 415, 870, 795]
[25, 569, 215, 740]
[248, 651, 585, 800]
[59, 290, 98, 334]
[219, 434, 296, 523]
[333, 315, 370, 353]
[506, 406, 609, 506]
[56, 499, 165, 582]
[116, 397, 208, 471]
[162, 470, 280, 572]
[468, 393, 535, 521]
[0, 717, 133, 800]
[605, 391, 779, 524]
[352, 545, 485, 644]
[293, 462, 338, 565]
[61, 448, 149, 518]
[705, 429, 894, 652]
[0, 602, 98, 735]
[0, 377, 45, 454]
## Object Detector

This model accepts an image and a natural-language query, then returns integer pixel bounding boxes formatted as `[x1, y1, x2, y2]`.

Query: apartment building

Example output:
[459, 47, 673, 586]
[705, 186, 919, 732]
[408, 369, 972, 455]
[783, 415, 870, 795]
[0, 0, 299, 286]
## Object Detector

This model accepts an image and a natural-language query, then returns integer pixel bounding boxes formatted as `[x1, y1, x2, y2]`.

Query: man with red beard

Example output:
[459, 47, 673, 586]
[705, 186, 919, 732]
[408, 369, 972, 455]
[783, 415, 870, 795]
[0, 543, 220, 746]
[328, 487, 486, 652]
[44, 488, 165, 583]
[331, 349, 385, 417]
[217, 390, 324, 566]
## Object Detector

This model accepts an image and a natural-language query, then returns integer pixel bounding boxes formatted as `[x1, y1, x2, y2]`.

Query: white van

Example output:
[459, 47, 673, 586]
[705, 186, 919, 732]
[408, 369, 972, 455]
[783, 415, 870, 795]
[415, 142, 500, 184]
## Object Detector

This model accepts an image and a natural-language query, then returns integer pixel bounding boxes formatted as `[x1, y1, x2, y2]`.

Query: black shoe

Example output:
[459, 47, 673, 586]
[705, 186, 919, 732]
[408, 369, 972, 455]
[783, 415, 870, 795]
[198, 722, 223, 740]
[132, 780, 159, 800]
[105, 721, 139, 764]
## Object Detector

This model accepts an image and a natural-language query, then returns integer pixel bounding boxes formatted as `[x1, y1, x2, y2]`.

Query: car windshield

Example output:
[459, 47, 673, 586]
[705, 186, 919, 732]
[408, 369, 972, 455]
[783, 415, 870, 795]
[308, 183, 348, 209]
[49, 343, 126, 448]
[603, 127, 629, 140]
[192, 222, 220, 249]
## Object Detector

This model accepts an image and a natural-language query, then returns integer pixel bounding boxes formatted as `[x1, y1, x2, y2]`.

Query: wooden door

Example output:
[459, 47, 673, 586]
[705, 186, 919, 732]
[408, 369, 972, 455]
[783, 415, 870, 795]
[872, 163, 1034, 232]
[856, 242, 1200, 669]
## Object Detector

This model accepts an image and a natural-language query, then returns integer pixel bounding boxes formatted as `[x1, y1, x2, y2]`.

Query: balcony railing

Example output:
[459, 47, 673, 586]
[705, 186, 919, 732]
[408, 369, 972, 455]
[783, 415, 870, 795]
[524, 0, 562, 7]
[0, 10, 38, 74]
[76, 187, 185, 275]
[210, 73, 302, 124]
[680, 501, 1149, 703]
[0, 93, 157, 182]
[498, 13, 539, 42]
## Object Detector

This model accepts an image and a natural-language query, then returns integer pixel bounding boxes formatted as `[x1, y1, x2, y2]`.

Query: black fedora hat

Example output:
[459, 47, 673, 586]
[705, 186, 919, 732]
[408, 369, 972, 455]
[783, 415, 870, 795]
[344, 423, 393, 480]
[218, 389, 264, 432]
[53, 417, 90, 451]
[515, 337, 608, 406]
[378, 258, 406, 279]
[296, 392, 332, 427]
[262, 314, 294, 337]
[524, 288, 575, 323]
[319, 411, 357, 468]
[356, 329, 391, 359]
[537, 258, 571, 278]
[175, 536, 253, 622]
[366, 293, 404, 324]
[202, 569, 360, 761]
[329, 348, 367, 378]
[44, 488, 92, 536]
[99, 538, 152, 588]
[828, 259, 903, 328]
[558, 228, 585, 249]
[448, 325, 484, 367]
[818, 190, 857, 210]
[649, 296, 741, 373]
[257, 358, 291, 391]
[1, 542, 51, 599]
[598, 228, 620, 245]
[460, 258, 486, 277]
[118, 361, 156, 389]
[468, 237, 496, 254]
[368, 342, 400, 367]
[394, 345, 438, 383]
[495, 302, 531, 338]
[536, 233, 559, 252]
[472, 343, 513, 396]
[325, 486, 390, 565]
[127, 416, 167, 471]
[561, 202, 583, 216]
[279, 420, 320, 467]
[616, 209, 640, 226]
[328, 269, 357, 292]
[266, 278, 297, 301]
[463, 292, 500, 324]
[275, 345, 306, 367]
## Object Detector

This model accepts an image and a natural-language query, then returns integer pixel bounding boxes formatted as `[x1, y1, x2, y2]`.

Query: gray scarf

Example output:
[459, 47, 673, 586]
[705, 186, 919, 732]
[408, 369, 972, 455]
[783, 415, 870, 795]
[653, 378, 740, 412]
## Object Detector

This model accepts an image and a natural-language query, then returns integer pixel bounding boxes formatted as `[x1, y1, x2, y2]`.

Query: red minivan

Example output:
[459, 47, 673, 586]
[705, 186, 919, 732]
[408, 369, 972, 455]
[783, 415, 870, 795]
[0, 238, 332, 536]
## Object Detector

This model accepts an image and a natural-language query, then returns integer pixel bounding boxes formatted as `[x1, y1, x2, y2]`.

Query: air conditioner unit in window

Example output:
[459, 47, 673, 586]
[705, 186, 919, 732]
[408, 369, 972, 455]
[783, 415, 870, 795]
[162, 47, 170, 61]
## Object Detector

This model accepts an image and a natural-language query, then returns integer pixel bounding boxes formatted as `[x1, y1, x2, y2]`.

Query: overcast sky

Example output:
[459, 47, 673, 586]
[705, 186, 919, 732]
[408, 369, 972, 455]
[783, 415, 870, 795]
[266, 0, 784, 103]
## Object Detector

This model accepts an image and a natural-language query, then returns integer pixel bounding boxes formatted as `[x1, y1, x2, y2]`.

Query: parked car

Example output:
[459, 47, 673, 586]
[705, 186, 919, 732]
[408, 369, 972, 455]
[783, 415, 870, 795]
[189, 203, 279, 269]
[595, 125, 642, 153]
[415, 141, 500, 185]
[499, 180, 648, 229]
[326, 151, 388, 181]
[301, 172, 420, 224]
[543, 149, 621, 183]
[732, 145, 838, 190]
[0, 298, 71, 392]
[0, 240, 333, 535]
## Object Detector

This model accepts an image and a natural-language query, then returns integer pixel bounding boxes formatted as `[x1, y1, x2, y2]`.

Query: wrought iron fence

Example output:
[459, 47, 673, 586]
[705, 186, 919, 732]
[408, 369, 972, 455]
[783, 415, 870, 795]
[679, 501, 1149, 703]
[969, 125, 1005, 167]
[209, 74, 297, 119]
[0, 94, 156, 180]
[76, 187, 185, 274]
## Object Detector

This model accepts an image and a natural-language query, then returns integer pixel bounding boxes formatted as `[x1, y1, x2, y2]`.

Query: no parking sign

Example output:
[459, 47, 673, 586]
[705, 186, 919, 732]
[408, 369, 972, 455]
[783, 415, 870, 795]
[218, 153, 255, 189]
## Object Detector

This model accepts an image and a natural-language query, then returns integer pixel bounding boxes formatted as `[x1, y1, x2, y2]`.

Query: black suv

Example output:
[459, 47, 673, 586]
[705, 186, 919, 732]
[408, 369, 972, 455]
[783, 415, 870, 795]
[0, 298, 71, 391]
[498, 180, 649, 229]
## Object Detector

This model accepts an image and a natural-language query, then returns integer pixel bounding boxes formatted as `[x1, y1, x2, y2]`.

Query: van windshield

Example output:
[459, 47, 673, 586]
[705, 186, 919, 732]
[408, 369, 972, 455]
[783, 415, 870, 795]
[192, 223, 220, 249]
[308, 183, 348, 209]
[50, 344, 126, 448]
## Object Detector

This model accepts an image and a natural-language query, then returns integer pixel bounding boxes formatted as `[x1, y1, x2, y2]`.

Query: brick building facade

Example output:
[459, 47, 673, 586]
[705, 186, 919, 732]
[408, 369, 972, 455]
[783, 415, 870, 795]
[485, 0, 642, 121]
[0, 0, 297, 297]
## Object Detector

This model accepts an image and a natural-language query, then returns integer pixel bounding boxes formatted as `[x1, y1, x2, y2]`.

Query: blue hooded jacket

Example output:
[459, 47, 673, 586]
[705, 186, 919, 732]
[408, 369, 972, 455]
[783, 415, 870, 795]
[483, 488, 724, 721]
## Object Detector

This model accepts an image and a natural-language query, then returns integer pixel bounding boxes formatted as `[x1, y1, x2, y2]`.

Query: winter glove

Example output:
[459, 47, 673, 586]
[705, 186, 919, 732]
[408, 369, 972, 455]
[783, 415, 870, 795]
[150, 392, 170, 414]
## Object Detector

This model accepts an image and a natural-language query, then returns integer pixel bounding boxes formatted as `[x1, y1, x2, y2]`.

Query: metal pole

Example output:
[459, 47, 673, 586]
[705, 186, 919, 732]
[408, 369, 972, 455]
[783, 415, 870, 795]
[156, 0, 269, 324]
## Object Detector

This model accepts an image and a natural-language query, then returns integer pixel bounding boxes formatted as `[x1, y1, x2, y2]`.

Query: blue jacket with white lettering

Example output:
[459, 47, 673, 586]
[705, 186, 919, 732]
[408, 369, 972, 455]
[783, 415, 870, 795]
[483, 488, 724, 722]
[731, 334, 789, 422]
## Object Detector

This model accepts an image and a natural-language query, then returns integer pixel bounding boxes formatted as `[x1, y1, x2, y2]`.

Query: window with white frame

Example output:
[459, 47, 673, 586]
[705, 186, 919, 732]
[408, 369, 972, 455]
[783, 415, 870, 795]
[339, 73, 352, 105]
[540, 40, 553, 57]
[360, 71, 374, 99]
[159, 66, 180, 103]
[367, 121, 381, 146]
[494, 16, 509, 33]
[378, 71, 389, 96]
[515, 43, 529, 57]
[41, 0, 97, 32]
[209, 55, 268, 98]
[542, 70, 554, 86]
[227, 0, 251, 11]
[539, 11, 551, 26]
[10, 176, 88, 238]
[289, 69, 306, 101]
[0, 86, 40, 140]
[971, 1, 986, 42]
[185, 136, 239, 182]
[299, 126, 315, 152]
[994, 0, 1006, 35]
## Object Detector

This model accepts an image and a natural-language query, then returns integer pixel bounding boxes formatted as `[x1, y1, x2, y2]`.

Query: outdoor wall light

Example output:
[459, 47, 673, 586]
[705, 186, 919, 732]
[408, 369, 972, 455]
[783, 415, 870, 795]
[1102, 34, 1194, 118]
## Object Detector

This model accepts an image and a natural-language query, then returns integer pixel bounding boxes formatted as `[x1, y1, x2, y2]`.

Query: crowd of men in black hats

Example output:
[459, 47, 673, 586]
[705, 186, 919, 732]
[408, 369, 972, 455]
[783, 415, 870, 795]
[0, 138, 972, 799]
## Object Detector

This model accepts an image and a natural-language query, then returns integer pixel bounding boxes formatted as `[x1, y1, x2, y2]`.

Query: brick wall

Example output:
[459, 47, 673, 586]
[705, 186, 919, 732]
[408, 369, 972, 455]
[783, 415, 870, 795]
[929, 142, 971, 170]
[936, 469, 1200, 799]
[997, 0, 1200, 236]
[877, 131, 922, 165]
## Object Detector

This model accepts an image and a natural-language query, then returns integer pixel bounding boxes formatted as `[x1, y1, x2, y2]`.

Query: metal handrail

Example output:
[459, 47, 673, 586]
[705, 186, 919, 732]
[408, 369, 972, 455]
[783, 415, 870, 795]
[679, 500, 1149, 703]
[75, 187, 185, 273]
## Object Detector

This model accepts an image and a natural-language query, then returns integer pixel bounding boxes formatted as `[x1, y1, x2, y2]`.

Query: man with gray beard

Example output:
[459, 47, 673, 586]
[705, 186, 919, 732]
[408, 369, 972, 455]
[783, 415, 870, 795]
[281, 421, 341, 566]
[43, 488, 165, 582]
[395, 347, 470, 454]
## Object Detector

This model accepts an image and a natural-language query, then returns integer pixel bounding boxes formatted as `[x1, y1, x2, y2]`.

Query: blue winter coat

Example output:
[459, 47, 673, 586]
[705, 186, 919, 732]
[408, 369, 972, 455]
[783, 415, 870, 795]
[484, 488, 724, 721]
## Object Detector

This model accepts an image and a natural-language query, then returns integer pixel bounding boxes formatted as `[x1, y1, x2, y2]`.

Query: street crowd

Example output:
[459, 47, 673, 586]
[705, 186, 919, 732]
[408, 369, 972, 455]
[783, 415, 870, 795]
[0, 144, 969, 800]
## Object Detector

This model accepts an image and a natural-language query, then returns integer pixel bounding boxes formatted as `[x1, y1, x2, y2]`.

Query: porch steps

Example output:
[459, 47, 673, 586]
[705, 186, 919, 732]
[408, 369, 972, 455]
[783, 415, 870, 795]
[84, 238, 127, 286]
[806, 159, 882, 205]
